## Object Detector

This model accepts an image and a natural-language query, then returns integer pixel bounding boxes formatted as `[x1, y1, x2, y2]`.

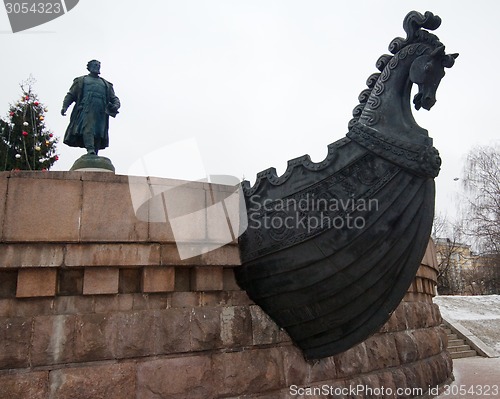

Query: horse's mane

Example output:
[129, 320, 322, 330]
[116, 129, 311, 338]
[348, 11, 443, 129]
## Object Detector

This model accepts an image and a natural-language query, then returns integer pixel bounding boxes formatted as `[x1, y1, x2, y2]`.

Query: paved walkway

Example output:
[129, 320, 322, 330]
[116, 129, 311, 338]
[437, 356, 500, 399]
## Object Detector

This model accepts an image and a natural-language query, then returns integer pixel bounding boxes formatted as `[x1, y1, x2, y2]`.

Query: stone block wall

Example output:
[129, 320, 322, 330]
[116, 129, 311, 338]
[0, 171, 452, 398]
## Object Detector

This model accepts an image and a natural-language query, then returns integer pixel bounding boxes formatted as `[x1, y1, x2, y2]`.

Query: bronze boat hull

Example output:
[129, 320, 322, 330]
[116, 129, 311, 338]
[236, 136, 435, 359]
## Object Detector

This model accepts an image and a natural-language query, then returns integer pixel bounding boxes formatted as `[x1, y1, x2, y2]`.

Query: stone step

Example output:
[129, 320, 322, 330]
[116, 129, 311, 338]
[448, 344, 472, 353]
[450, 350, 477, 359]
[448, 339, 465, 346]
[442, 323, 479, 358]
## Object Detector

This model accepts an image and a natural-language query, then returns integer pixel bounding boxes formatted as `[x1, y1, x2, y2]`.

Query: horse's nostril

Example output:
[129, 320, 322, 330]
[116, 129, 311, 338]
[424, 96, 436, 105]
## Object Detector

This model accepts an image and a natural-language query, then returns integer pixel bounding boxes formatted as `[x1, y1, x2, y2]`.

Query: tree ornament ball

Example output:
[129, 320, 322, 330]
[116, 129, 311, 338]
[15, 154, 21, 159]
[22, 131, 28, 136]
[35, 146, 41, 151]
[34, 101, 39, 106]
[45, 140, 50, 145]
[39, 116, 44, 121]
[23, 121, 29, 126]
[44, 107, 48, 112]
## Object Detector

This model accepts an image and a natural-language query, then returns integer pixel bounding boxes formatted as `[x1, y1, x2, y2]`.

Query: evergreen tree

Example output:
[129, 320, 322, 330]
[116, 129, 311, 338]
[1, 77, 58, 171]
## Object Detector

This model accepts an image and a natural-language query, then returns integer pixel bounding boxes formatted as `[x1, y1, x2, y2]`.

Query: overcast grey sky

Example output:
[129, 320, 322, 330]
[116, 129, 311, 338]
[1, 0, 499, 219]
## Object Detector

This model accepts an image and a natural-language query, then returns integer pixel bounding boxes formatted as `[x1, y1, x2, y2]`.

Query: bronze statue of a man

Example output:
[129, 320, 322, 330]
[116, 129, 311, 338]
[61, 60, 120, 155]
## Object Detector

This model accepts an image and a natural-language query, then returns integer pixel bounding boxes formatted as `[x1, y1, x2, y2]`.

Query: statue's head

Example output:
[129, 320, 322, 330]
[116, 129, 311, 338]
[87, 59, 101, 75]
[410, 46, 458, 110]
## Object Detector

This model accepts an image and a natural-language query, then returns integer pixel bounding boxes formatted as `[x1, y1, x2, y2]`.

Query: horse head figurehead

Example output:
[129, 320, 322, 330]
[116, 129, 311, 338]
[410, 46, 458, 110]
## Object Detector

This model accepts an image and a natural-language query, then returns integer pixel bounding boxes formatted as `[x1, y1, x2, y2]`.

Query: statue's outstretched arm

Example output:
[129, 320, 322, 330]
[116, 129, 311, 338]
[106, 85, 120, 117]
[61, 79, 79, 116]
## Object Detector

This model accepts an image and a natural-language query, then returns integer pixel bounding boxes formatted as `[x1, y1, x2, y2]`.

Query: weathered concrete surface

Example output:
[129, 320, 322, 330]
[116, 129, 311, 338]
[438, 356, 500, 399]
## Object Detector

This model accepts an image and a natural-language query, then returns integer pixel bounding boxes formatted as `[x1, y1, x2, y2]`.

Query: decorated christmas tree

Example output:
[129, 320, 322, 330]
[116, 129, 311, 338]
[0, 76, 58, 171]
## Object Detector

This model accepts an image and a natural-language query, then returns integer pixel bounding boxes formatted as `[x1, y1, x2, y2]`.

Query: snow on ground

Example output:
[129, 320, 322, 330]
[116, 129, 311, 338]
[434, 295, 500, 353]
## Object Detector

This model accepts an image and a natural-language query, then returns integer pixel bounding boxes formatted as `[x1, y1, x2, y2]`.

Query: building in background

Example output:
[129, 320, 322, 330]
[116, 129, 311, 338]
[435, 238, 499, 295]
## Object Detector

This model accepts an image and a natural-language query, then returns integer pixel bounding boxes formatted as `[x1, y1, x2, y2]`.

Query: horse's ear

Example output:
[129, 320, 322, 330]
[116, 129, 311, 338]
[442, 53, 459, 68]
[431, 45, 446, 57]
